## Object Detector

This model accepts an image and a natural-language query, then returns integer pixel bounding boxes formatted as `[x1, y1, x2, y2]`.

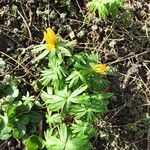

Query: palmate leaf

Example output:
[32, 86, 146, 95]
[41, 85, 88, 112]
[70, 52, 99, 72]
[40, 67, 67, 89]
[108, 0, 124, 15]
[46, 111, 62, 125]
[40, 68, 55, 86]
[65, 135, 90, 150]
[72, 54, 88, 70]
[84, 93, 114, 117]
[71, 120, 95, 138]
[40, 56, 68, 90]
[44, 124, 90, 150]
[71, 105, 95, 123]
[41, 87, 69, 111]
[74, 53, 87, 65]
[31, 44, 54, 62]
[44, 129, 63, 150]
[89, 76, 110, 90]
[85, 52, 99, 64]
[69, 85, 88, 99]
[71, 92, 114, 122]
[71, 105, 87, 119]
[66, 70, 88, 88]
[66, 71, 80, 88]
[66, 53, 99, 88]
[89, 0, 108, 18]
[22, 92, 39, 109]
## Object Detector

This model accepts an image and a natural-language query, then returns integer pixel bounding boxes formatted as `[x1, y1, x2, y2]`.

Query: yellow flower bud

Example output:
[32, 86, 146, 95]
[43, 28, 57, 51]
[92, 64, 107, 75]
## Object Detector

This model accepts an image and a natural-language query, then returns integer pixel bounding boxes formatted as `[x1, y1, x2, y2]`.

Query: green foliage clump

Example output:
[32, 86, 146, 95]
[28, 28, 114, 149]
[88, 0, 124, 19]
[0, 77, 41, 140]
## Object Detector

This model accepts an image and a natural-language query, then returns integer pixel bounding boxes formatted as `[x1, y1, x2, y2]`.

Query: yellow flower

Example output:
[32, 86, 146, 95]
[92, 64, 107, 75]
[43, 28, 57, 51]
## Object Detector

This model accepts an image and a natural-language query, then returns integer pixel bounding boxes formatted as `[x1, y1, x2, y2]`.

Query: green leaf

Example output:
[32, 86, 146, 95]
[65, 135, 90, 150]
[70, 85, 88, 98]
[13, 124, 26, 139]
[71, 120, 95, 138]
[46, 112, 62, 125]
[33, 50, 49, 62]
[42, 93, 66, 111]
[22, 93, 35, 109]
[40, 69, 54, 86]
[88, 0, 123, 19]
[66, 71, 87, 88]
[0, 115, 5, 130]
[7, 105, 18, 126]
[44, 130, 64, 150]
[18, 115, 29, 125]
[58, 46, 72, 56]
[99, 4, 108, 18]
[0, 114, 12, 140]
[41, 91, 52, 102]
[42, 85, 89, 111]
[28, 112, 41, 123]
[26, 135, 44, 150]
[4, 85, 19, 99]
[16, 104, 30, 114]
[40, 58, 67, 88]
[71, 105, 87, 119]
[0, 125, 11, 140]
[71, 105, 95, 123]
[44, 124, 90, 150]
[88, 74, 110, 90]
[31, 44, 46, 53]
[59, 123, 67, 143]
[85, 52, 99, 64]
[47, 87, 53, 95]
[41, 87, 69, 111]
[86, 110, 95, 123]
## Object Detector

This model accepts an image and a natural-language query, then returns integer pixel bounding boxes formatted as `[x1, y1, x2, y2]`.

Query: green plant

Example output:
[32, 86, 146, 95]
[0, 76, 41, 140]
[27, 28, 114, 150]
[88, 0, 124, 19]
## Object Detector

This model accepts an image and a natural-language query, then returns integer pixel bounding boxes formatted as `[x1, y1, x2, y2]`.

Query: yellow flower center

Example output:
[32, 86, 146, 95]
[92, 64, 107, 75]
[43, 28, 57, 51]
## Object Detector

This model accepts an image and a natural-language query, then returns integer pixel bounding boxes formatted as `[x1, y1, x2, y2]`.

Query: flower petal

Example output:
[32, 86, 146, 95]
[46, 28, 57, 44]
[46, 43, 55, 51]
[43, 31, 49, 42]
